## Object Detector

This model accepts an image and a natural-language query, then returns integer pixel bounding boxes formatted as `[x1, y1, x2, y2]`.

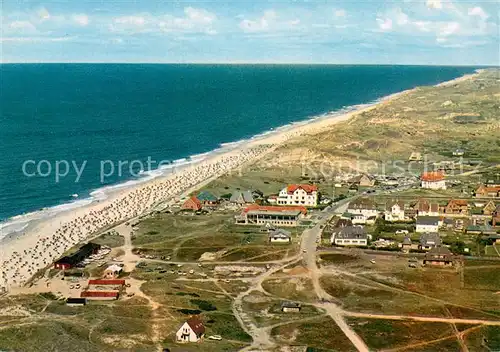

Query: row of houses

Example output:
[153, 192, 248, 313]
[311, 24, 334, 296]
[348, 197, 500, 227]
[181, 190, 257, 211]
[182, 183, 320, 212]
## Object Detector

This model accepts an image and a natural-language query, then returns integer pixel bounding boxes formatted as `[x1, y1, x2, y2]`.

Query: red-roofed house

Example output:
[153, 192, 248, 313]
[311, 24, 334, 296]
[182, 196, 202, 211]
[475, 185, 500, 198]
[277, 184, 319, 207]
[444, 199, 469, 216]
[421, 172, 446, 190]
[176, 316, 205, 343]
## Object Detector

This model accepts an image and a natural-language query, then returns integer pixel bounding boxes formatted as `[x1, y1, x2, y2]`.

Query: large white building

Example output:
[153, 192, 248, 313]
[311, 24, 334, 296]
[421, 172, 446, 190]
[347, 198, 379, 219]
[331, 226, 368, 246]
[416, 216, 440, 233]
[277, 184, 318, 207]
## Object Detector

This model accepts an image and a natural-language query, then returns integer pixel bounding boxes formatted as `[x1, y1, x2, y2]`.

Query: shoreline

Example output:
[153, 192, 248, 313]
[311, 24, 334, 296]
[0, 70, 481, 292]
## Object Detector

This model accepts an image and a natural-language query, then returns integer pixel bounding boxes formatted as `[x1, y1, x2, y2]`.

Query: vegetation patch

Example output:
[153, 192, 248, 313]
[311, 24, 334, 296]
[347, 318, 454, 350]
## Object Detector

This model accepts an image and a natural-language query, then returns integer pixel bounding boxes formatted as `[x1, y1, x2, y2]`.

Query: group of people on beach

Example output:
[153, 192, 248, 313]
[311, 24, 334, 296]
[1, 144, 278, 292]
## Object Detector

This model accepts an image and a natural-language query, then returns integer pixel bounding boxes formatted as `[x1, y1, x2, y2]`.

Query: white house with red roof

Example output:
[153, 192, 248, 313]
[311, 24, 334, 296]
[421, 171, 446, 190]
[277, 184, 318, 207]
[176, 316, 205, 343]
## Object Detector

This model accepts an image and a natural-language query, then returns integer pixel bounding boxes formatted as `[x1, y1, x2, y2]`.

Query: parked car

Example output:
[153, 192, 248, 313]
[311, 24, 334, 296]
[395, 230, 409, 235]
[208, 335, 222, 341]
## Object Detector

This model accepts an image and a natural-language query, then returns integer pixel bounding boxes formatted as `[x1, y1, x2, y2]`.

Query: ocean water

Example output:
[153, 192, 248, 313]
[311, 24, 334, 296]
[0, 64, 477, 231]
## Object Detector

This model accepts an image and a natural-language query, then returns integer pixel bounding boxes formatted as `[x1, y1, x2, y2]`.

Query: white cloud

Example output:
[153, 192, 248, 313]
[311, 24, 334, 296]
[439, 21, 460, 37]
[239, 9, 302, 33]
[9, 21, 37, 33]
[36, 7, 51, 21]
[396, 11, 409, 25]
[376, 18, 393, 31]
[72, 14, 89, 26]
[239, 10, 277, 32]
[414, 21, 432, 32]
[184, 7, 216, 25]
[426, 0, 442, 10]
[110, 8, 217, 35]
[1, 36, 75, 43]
[334, 9, 346, 18]
[114, 16, 146, 26]
[468, 7, 488, 20]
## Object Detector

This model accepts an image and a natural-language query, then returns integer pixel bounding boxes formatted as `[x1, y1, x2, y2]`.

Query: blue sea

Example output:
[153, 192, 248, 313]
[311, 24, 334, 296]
[0, 64, 477, 235]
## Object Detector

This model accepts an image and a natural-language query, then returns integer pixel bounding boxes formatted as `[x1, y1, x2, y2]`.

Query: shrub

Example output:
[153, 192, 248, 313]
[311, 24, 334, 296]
[190, 299, 217, 311]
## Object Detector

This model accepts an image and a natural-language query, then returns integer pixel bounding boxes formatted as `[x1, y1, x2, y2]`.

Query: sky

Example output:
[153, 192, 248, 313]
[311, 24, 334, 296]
[1, 0, 499, 65]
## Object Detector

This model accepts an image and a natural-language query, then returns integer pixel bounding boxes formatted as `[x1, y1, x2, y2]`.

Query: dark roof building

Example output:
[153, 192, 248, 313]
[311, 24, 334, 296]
[186, 316, 205, 337]
[66, 298, 87, 306]
[334, 226, 367, 240]
[196, 191, 219, 204]
[54, 242, 101, 269]
[416, 216, 440, 226]
[230, 190, 255, 204]
[424, 246, 454, 266]
[419, 232, 442, 249]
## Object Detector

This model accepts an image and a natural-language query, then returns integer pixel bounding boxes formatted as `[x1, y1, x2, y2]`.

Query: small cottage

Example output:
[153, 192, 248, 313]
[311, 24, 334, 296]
[281, 301, 301, 313]
[103, 264, 123, 279]
[269, 229, 292, 243]
[176, 316, 205, 343]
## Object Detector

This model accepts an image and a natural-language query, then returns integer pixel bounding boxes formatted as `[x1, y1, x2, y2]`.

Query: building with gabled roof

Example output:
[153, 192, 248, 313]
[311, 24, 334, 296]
[182, 196, 202, 211]
[196, 191, 219, 206]
[229, 190, 255, 204]
[424, 246, 454, 266]
[419, 232, 442, 250]
[268, 229, 292, 243]
[331, 226, 368, 246]
[385, 199, 407, 222]
[413, 198, 440, 217]
[444, 199, 469, 216]
[421, 171, 446, 190]
[347, 198, 378, 223]
[475, 185, 500, 198]
[416, 216, 440, 233]
[349, 174, 376, 187]
[277, 184, 318, 207]
[176, 316, 205, 343]
[493, 204, 500, 226]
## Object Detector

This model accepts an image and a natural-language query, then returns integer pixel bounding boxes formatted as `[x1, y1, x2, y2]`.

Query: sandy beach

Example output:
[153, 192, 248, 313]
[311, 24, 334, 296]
[0, 71, 479, 293]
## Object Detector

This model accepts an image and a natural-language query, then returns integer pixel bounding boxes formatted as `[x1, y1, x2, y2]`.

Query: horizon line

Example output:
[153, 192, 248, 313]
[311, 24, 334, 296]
[0, 62, 497, 67]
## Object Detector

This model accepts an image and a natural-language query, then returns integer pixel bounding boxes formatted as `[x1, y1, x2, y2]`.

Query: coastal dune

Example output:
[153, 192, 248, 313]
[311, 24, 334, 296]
[0, 71, 478, 293]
